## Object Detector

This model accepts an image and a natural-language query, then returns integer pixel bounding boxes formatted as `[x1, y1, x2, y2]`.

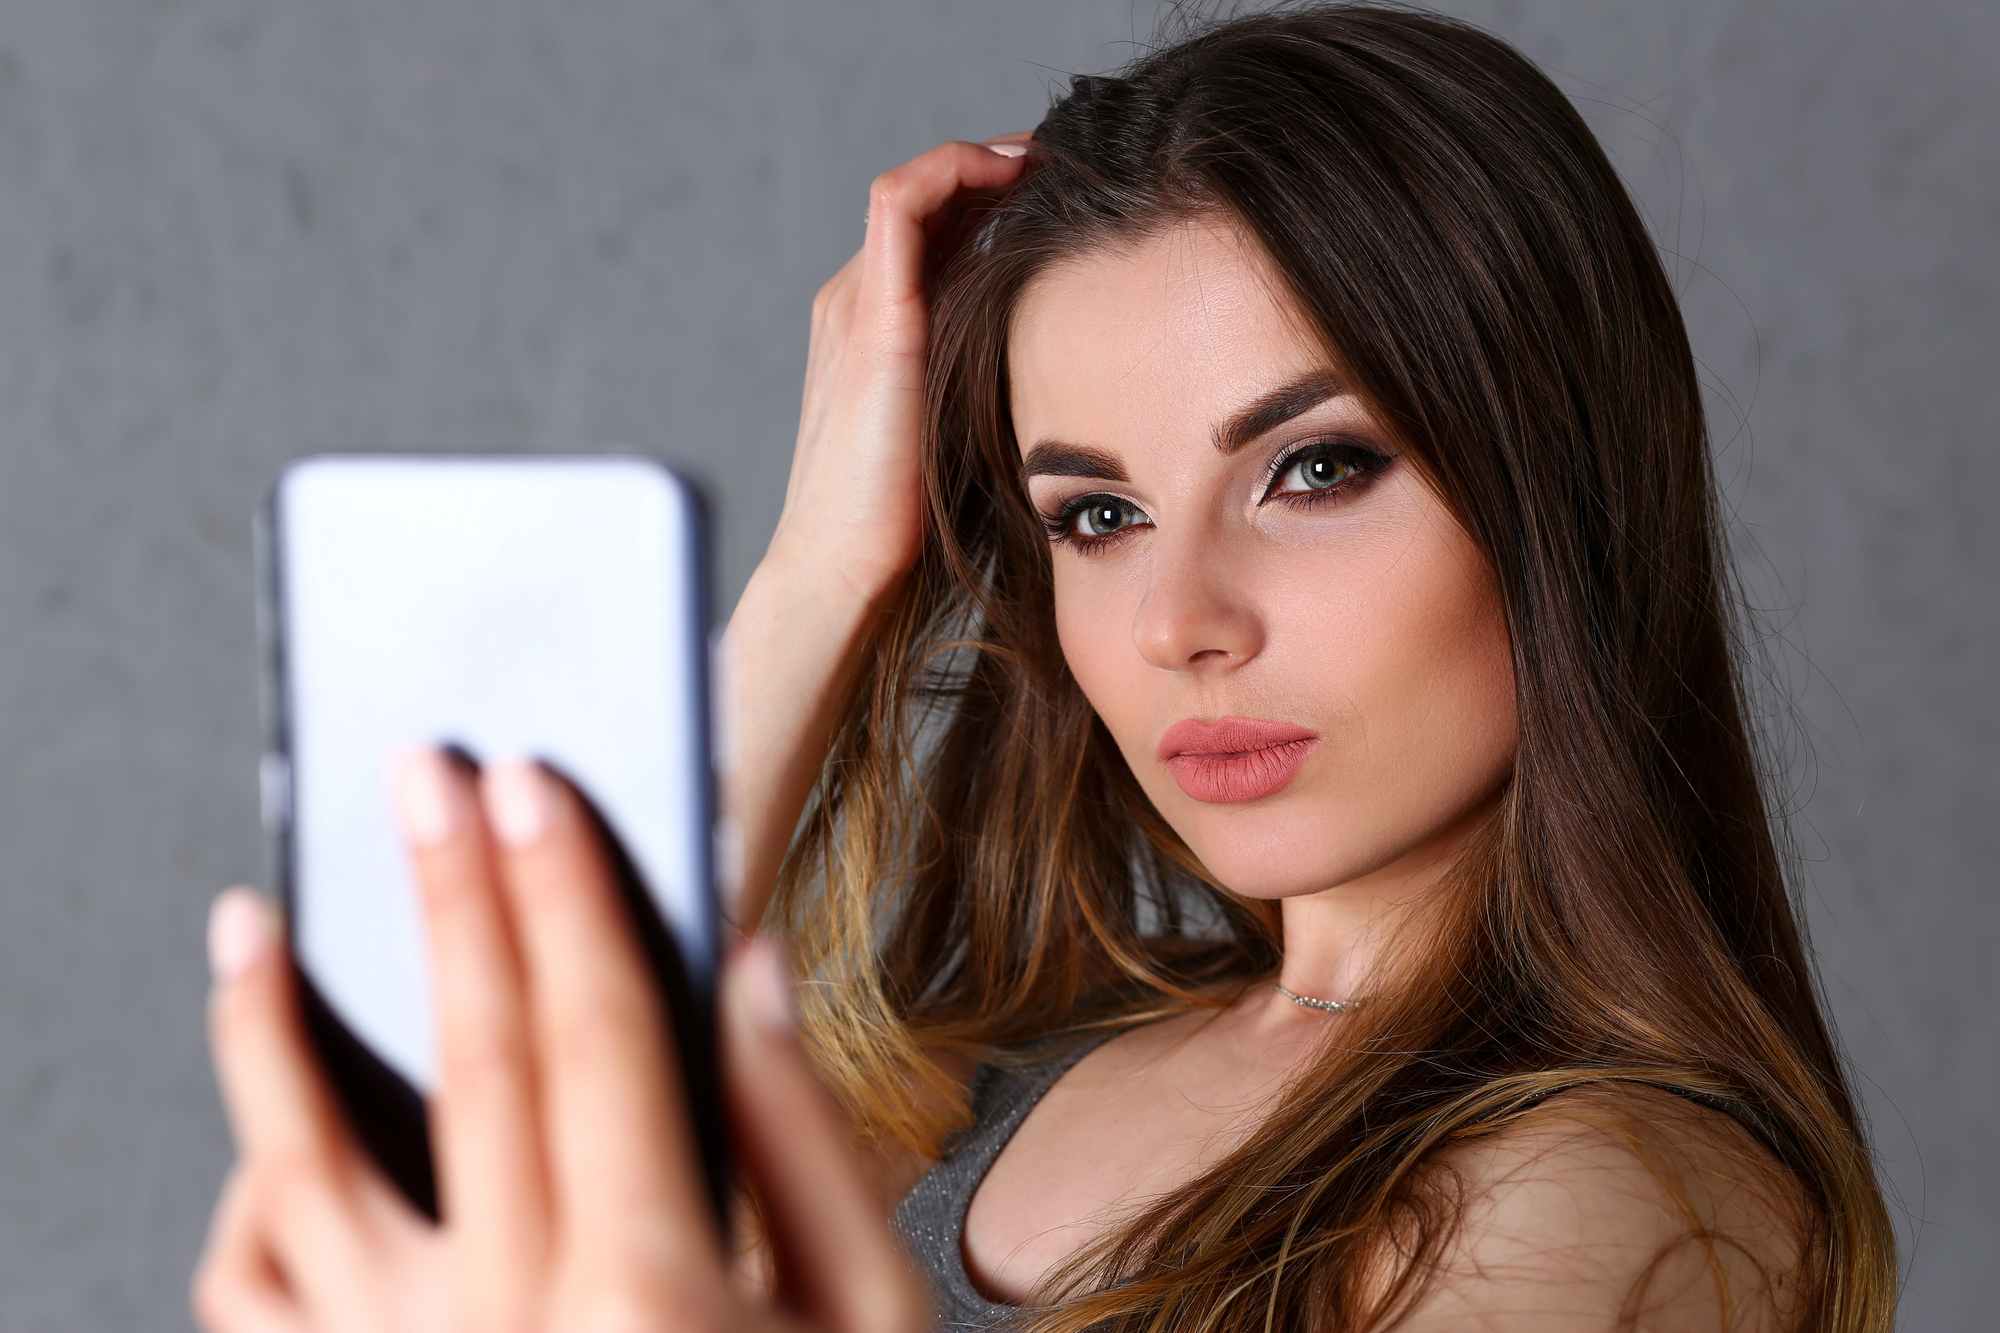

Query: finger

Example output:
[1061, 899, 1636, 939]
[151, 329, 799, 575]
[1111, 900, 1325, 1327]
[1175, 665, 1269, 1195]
[918, 138, 1029, 260]
[481, 760, 722, 1281]
[866, 138, 1030, 245]
[870, 138, 1029, 233]
[192, 1168, 310, 1333]
[722, 938, 930, 1333]
[793, 251, 866, 461]
[810, 249, 863, 341]
[204, 890, 397, 1321]
[861, 139, 1031, 322]
[207, 889, 347, 1175]
[394, 748, 551, 1319]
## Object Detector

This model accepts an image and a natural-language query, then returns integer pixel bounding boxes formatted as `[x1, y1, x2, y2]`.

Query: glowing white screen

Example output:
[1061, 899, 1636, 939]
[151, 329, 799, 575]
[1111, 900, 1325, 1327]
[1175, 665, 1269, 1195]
[277, 455, 714, 1092]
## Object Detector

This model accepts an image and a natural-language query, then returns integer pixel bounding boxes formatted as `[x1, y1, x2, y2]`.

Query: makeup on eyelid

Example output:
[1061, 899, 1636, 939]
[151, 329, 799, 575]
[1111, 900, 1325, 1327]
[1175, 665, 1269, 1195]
[1033, 439, 1397, 554]
[1157, 716, 1321, 804]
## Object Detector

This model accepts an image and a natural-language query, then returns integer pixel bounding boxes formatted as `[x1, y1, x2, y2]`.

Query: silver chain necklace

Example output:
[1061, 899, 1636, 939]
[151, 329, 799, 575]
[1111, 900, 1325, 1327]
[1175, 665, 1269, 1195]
[1273, 982, 1373, 1014]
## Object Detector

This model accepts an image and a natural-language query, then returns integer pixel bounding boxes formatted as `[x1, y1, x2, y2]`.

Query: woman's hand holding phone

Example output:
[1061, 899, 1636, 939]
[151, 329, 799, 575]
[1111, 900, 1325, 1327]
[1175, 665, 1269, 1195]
[194, 751, 927, 1333]
[722, 136, 1031, 932]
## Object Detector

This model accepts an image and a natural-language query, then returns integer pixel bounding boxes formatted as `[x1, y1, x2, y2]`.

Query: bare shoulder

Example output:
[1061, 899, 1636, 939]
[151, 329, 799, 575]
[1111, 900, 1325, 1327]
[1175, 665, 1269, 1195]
[1391, 1083, 1809, 1332]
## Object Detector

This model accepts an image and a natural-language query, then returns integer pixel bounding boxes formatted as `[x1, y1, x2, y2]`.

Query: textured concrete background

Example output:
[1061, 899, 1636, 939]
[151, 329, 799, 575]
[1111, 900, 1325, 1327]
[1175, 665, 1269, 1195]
[0, 2, 1988, 1328]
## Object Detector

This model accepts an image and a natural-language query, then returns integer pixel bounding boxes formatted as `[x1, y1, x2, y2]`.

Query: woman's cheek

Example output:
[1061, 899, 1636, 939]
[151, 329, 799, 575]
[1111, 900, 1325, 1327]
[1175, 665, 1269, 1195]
[1054, 563, 1150, 739]
[1360, 533, 1520, 823]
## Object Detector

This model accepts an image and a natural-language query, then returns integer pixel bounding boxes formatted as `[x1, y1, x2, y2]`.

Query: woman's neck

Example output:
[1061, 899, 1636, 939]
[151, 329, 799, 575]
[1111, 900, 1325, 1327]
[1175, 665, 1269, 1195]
[1272, 793, 1501, 1005]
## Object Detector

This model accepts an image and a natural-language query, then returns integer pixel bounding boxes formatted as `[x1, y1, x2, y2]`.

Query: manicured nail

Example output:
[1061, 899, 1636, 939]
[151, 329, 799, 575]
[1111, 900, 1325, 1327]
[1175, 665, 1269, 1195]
[484, 759, 553, 848]
[393, 747, 465, 847]
[208, 889, 272, 982]
[985, 141, 1028, 158]
[739, 935, 797, 1039]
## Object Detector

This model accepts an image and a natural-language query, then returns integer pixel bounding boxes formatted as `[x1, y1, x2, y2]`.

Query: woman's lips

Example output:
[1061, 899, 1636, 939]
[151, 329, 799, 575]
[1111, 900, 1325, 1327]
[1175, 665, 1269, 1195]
[1157, 717, 1320, 804]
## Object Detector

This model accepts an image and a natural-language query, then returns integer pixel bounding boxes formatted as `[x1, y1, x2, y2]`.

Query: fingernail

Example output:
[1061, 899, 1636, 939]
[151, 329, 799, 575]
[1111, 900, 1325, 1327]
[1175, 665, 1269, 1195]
[985, 141, 1028, 158]
[484, 759, 553, 848]
[739, 936, 797, 1039]
[393, 747, 464, 847]
[208, 889, 272, 982]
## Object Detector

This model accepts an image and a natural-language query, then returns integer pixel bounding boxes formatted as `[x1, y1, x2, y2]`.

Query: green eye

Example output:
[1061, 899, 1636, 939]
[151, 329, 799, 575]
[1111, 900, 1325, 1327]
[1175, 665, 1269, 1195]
[1263, 442, 1392, 503]
[1071, 497, 1144, 538]
[1294, 453, 1358, 490]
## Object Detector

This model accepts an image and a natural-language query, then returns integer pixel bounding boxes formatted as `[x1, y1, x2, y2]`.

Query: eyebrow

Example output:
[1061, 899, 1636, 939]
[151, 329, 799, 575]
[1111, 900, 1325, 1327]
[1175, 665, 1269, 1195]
[1019, 440, 1129, 482]
[1018, 370, 1348, 481]
[1213, 371, 1347, 454]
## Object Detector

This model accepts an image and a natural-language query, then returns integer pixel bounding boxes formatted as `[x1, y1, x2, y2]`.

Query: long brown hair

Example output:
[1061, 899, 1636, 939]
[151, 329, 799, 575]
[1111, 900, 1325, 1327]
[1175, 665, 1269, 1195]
[770, 6, 1895, 1328]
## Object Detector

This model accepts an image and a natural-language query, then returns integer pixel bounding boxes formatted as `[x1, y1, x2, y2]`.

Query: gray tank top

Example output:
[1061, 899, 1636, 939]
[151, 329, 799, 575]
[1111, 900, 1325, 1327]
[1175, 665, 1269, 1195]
[889, 1037, 1783, 1331]
[891, 1035, 1114, 1331]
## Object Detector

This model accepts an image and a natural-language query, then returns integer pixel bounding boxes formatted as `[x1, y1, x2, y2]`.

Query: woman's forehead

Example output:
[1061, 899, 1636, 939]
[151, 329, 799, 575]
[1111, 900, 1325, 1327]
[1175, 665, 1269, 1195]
[1008, 220, 1333, 456]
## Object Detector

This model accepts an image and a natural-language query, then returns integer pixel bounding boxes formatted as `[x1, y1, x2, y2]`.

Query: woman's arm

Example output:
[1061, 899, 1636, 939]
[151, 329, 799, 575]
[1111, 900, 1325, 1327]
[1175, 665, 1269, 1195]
[720, 137, 1029, 935]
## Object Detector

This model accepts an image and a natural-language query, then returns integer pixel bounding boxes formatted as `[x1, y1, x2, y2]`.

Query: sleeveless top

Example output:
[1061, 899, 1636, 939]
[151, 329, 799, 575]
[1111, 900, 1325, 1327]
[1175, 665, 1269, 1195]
[891, 1035, 1115, 1331]
[888, 1030, 1786, 1330]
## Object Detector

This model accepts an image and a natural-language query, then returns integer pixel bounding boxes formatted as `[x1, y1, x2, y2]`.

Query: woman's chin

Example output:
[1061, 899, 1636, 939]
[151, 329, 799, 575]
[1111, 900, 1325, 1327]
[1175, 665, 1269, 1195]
[1206, 862, 1374, 903]
[1163, 803, 1383, 902]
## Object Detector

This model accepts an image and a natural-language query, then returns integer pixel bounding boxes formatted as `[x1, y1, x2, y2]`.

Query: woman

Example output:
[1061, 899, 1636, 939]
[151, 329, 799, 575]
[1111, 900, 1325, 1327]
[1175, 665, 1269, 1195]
[195, 7, 1896, 1331]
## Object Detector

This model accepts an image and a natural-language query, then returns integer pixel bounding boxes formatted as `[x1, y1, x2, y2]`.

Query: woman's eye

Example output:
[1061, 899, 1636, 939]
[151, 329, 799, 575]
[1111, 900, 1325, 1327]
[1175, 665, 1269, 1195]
[1060, 495, 1148, 541]
[1263, 442, 1392, 502]
[1278, 450, 1360, 494]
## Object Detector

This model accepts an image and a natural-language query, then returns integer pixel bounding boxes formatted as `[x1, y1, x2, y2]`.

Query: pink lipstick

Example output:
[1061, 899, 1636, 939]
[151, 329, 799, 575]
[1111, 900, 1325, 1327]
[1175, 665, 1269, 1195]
[1157, 717, 1320, 804]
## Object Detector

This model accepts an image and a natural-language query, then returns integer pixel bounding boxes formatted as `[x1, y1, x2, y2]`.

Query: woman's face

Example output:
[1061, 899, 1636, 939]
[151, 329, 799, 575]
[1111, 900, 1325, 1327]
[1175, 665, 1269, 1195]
[1010, 219, 1518, 901]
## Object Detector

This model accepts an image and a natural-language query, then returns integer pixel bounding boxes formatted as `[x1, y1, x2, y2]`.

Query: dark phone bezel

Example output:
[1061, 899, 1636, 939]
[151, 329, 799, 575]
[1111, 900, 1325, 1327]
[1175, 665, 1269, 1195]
[254, 454, 730, 1230]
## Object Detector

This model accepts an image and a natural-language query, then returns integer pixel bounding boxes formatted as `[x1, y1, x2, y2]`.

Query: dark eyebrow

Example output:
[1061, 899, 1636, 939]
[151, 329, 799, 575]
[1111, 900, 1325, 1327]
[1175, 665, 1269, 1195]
[1020, 440, 1129, 482]
[1213, 372, 1347, 454]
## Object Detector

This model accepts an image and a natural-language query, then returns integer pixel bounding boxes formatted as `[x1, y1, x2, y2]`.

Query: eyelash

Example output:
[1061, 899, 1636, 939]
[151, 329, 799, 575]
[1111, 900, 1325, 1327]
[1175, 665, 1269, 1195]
[1040, 437, 1396, 554]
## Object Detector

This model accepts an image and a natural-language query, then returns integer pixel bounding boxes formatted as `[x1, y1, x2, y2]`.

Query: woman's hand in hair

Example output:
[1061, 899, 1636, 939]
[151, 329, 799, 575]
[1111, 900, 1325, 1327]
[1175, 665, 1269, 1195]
[720, 136, 1030, 934]
[774, 134, 1030, 592]
[192, 751, 928, 1333]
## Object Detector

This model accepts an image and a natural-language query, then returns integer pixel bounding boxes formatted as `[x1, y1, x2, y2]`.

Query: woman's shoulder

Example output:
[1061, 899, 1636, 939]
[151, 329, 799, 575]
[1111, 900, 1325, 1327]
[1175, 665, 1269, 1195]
[1394, 1082, 1809, 1331]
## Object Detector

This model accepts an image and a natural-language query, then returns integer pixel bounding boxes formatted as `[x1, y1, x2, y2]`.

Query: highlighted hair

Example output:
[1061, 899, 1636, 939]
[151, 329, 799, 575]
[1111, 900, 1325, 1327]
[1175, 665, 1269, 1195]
[772, 6, 1895, 1328]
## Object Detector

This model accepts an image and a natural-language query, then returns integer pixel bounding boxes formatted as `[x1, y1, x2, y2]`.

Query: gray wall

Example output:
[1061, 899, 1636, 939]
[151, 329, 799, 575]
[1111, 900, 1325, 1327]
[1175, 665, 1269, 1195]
[0, 2, 1987, 1328]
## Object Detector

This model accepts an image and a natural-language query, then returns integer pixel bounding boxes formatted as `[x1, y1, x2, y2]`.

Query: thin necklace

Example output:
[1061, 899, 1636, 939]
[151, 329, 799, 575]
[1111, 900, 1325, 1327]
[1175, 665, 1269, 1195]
[1273, 981, 1373, 1014]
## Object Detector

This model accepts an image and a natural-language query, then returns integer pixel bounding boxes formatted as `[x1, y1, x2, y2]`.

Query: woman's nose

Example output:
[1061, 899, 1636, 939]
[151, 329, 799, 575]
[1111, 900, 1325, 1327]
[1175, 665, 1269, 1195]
[1131, 532, 1264, 673]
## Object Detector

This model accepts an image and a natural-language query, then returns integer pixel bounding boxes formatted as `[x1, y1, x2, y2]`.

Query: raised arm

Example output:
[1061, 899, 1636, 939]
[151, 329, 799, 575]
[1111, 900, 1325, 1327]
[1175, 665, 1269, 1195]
[719, 137, 1029, 933]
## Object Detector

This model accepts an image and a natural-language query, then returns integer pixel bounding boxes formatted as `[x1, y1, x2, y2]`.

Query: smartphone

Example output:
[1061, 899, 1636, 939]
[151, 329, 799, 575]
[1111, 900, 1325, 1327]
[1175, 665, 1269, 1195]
[257, 454, 726, 1225]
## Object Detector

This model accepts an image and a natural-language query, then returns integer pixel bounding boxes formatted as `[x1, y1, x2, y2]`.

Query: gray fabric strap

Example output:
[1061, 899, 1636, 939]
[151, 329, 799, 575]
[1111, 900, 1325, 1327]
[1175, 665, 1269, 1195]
[891, 1035, 1115, 1331]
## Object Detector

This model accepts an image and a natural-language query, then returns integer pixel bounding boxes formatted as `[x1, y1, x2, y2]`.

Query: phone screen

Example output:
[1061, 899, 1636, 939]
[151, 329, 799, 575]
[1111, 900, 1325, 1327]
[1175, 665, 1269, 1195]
[261, 455, 721, 1218]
